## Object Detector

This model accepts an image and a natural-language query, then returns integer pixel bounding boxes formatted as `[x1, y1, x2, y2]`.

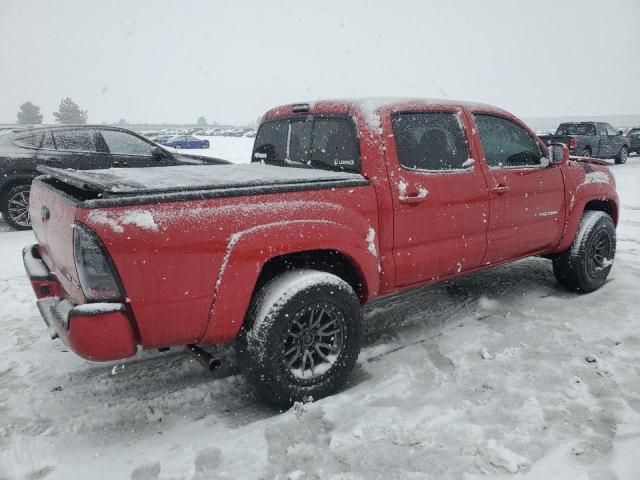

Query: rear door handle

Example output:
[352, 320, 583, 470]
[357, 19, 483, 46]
[399, 192, 427, 204]
[491, 184, 510, 195]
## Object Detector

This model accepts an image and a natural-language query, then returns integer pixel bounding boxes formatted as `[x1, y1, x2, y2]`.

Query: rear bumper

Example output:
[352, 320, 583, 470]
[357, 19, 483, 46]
[23, 244, 137, 361]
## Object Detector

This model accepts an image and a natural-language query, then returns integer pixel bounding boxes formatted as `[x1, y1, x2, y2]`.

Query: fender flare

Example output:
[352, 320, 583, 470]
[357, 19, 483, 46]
[556, 194, 618, 253]
[198, 219, 380, 344]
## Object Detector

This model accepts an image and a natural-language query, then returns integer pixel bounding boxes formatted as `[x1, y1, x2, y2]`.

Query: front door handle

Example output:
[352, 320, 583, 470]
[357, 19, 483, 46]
[113, 160, 128, 167]
[491, 184, 510, 195]
[399, 191, 428, 204]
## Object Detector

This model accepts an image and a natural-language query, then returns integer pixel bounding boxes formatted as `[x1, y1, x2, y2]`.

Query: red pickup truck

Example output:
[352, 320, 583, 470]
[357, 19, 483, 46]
[24, 98, 619, 406]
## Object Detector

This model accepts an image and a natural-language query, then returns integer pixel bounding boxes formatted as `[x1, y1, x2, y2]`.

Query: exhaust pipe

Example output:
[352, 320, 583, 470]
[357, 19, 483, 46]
[186, 344, 222, 371]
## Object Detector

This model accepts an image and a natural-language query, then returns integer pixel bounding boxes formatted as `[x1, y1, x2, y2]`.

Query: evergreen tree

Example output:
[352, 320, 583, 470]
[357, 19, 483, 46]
[16, 101, 43, 124]
[53, 97, 88, 124]
[197, 116, 207, 126]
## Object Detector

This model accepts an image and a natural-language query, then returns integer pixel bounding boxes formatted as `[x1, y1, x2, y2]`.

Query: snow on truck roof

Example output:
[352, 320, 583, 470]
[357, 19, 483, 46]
[263, 97, 510, 131]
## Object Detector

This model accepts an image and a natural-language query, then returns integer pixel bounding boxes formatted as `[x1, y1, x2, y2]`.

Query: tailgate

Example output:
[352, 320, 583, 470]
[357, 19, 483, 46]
[29, 179, 85, 303]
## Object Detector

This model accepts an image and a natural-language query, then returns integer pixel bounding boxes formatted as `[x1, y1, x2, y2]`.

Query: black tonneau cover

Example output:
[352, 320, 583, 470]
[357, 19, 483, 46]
[37, 164, 368, 207]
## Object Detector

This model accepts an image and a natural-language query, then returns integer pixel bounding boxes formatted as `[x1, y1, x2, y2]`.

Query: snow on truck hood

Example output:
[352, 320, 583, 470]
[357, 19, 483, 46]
[39, 163, 365, 194]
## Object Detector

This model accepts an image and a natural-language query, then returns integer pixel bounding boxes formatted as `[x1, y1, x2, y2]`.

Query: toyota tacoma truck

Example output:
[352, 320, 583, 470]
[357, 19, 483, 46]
[24, 98, 619, 407]
[539, 121, 630, 163]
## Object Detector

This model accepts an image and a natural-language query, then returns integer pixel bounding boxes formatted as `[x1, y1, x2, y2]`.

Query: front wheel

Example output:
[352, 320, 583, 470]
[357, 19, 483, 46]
[1, 184, 32, 230]
[581, 148, 591, 158]
[236, 269, 362, 408]
[553, 211, 616, 293]
[615, 146, 628, 164]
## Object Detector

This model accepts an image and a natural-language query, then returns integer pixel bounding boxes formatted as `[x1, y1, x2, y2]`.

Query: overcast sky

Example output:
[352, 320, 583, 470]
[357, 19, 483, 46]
[1, 0, 639, 125]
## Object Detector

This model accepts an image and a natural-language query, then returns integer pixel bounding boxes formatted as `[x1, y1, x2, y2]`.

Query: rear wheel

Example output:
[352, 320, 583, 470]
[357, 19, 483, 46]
[581, 148, 591, 157]
[553, 211, 615, 293]
[1, 184, 32, 230]
[615, 146, 628, 164]
[236, 270, 362, 408]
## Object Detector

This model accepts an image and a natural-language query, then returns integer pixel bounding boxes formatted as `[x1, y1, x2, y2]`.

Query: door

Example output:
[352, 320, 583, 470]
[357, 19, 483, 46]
[98, 129, 171, 168]
[472, 113, 565, 264]
[385, 110, 490, 287]
[604, 123, 624, 158]
[47, 128, 107, 170]
[596, 123, 609, 157]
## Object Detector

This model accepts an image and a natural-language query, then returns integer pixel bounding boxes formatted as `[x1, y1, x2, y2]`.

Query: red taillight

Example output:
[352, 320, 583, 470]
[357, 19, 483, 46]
[569, 137, 577, 149]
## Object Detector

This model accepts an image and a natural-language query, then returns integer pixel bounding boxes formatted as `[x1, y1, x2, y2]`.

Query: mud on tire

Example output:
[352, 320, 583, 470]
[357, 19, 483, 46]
[236, 269, 362, 408]
[553, 211, 616, 293]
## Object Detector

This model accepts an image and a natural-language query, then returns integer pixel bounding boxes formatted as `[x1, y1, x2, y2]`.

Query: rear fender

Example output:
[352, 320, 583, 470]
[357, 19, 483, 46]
[198, 220, 380, 344]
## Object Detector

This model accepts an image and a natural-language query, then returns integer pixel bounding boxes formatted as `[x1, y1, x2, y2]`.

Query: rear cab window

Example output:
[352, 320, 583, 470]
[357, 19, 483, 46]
[252, 116, 360, 173]
[556, 123, 596, 135]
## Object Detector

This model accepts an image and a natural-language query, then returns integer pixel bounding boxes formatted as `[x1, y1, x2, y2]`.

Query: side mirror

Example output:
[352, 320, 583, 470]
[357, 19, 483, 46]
[549, 142, 569, 164]
[618, 130, 624, 136]
[151, 146, 167, 160]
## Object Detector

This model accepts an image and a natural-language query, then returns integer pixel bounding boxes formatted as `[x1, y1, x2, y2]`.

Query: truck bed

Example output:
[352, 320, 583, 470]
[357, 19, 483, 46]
[37, 164, 368, 207]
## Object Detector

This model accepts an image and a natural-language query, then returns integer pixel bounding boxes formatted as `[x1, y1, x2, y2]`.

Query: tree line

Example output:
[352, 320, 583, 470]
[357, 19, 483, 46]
[17, 98, 88, 124]
[16, 100, 214, 126]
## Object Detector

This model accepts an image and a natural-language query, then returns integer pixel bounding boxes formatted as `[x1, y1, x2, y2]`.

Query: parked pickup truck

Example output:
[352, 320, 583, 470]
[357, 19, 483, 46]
[539, 121, 630, 164]
[24, 98, 619, 406]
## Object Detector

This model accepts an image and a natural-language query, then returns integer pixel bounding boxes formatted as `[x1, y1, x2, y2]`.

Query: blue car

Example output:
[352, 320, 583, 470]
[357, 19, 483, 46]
[160, 135, 210, 149]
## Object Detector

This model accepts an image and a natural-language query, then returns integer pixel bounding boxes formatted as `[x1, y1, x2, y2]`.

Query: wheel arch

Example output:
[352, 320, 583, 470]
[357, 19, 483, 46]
[0, 174, 36, 198]
[198, 220, 380, 344]
[584, 199, 618, 225]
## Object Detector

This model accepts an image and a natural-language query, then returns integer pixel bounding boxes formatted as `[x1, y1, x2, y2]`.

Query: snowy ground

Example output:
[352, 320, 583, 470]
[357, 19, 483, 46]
[1, 153, 640, 479]
[165, 136, 254, 164]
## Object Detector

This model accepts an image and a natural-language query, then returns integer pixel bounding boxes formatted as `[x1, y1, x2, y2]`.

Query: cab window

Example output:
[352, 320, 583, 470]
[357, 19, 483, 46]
[473, 114, 543, 168]
[391, 112, 469, 171]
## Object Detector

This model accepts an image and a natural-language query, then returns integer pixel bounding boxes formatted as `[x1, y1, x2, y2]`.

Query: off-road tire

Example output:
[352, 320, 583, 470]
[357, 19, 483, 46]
[1, 184, 32, 230]
[236, 269, 362, 408]
[553, 211, 616, 293]
[615, 146, 628, 164]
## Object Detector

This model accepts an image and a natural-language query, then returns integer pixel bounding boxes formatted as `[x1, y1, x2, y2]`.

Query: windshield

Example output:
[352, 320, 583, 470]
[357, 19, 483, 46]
[556, 123, 596, 135]
[252, 116, 360, 173]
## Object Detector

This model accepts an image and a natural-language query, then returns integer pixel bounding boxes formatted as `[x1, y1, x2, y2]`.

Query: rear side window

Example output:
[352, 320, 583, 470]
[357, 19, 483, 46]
[391, 112, 469, 171]
[52, 130, 97, 152]
[15, 134, 44, 148]
[252, 117, 360, 172]
[100, 130, 152, 156]
[474, 114, 543, 168]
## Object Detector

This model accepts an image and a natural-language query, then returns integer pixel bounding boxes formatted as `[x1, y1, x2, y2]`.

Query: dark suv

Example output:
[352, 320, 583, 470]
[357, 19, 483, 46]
[0, 125, 228, 229]
[626, 127, 640, 155]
